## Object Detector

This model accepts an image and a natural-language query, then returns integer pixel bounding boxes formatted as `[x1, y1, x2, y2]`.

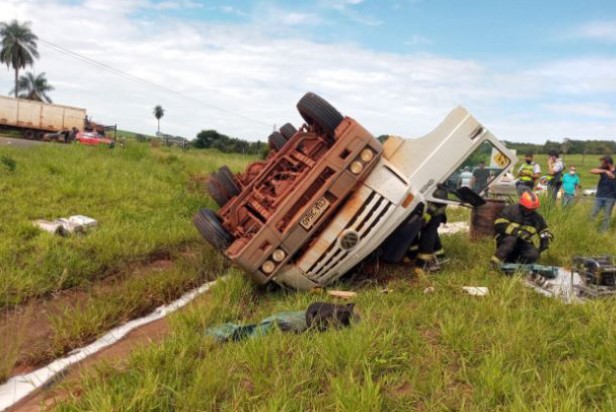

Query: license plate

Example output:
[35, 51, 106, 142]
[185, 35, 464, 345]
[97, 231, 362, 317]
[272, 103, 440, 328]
[300, 197, 330, 230]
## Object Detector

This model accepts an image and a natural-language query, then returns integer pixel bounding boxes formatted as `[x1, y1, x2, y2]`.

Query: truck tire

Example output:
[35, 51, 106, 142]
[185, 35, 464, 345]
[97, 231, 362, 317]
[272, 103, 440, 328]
[24, 130, 34, 140]
[217, 166, 241, 197]
[268, 131, 287, 151]
[207, 180, 228, 207]
[279, 123, 297, 140]
[194, 209, 233, 250]
[207, 166, 240, 207]
[297, 92, 344, 138]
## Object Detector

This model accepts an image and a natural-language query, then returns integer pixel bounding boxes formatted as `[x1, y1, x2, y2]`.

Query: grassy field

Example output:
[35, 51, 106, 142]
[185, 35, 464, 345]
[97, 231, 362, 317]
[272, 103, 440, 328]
[4, 139, 616, 410]
[0, 141, 254, 379]
[53, 203, 616, 411]
[0, 142, 254, 308]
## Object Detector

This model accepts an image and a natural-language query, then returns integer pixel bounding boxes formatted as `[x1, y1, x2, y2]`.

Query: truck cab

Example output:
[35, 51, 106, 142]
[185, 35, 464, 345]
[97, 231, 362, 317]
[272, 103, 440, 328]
[195, 94, 517, 290]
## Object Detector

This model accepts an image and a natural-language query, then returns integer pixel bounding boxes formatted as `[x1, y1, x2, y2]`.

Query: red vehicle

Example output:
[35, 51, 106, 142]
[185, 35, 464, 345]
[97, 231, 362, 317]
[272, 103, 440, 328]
[75, 131, 115, 147]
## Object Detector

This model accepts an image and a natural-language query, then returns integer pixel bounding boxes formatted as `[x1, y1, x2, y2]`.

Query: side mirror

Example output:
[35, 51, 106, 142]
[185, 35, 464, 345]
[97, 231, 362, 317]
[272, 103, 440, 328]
[456, 186, 486, 207]
[436, 184, 486, 208]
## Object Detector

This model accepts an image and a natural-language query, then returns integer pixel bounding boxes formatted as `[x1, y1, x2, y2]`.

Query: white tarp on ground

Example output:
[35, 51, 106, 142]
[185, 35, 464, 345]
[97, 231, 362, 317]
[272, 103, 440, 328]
[524, 268, 583, 304]
[438, 221, 469, 235]
[0, 280, 217, 411]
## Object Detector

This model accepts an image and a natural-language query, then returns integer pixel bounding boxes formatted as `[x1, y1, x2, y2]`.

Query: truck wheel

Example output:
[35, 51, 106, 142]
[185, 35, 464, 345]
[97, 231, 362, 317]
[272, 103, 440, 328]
[24, 130, 34, 140]
[217, 166, 241, 197]
[297, 92, 344, 138]
[279, 123, 297, 140]
[207, 167, 240, 207]
[207, 179, 229, 207]
[193, 208, 233, 250]
[268, 131, 287, 151]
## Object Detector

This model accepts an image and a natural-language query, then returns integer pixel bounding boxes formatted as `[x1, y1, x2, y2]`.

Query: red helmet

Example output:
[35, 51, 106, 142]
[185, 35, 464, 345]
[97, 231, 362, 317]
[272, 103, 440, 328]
[519, 191, 540, 210]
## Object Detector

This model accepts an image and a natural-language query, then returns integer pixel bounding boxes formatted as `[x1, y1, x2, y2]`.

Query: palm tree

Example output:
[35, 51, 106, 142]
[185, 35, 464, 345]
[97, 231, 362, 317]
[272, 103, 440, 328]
[153, 105, 164, 133]
[11, 72, 54, 102]
[0, 20, 39, 98]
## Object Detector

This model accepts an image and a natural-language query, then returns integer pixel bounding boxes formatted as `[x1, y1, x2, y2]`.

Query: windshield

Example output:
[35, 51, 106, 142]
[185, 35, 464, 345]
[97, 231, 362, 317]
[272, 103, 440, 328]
[441, 141, 511, 200]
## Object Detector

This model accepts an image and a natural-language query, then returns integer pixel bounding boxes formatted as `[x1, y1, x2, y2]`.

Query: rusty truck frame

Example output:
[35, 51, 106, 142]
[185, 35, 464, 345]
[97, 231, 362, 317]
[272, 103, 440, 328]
[195, 93, 517, 289]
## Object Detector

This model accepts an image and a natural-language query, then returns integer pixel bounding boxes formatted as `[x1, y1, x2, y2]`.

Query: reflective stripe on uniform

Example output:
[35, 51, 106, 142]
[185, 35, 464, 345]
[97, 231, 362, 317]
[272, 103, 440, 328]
[417, 253, 433, 261]
[505, 222, 520, 235]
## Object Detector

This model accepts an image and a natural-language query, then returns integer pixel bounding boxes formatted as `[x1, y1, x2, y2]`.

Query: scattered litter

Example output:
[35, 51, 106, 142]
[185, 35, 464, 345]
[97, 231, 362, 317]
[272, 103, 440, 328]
[34, 215, 97, 236]
[423, 286, 435, 294]
[0, 279, 217, 411]
[524, 268, 582, 304]
[379, 288, 392, 294]
[327, 290, 357, 299]
[499, 263, 558, 279]
[205, 302, 357, 343]
[462, 286, 489, 296]
[438, 221, 469, 235]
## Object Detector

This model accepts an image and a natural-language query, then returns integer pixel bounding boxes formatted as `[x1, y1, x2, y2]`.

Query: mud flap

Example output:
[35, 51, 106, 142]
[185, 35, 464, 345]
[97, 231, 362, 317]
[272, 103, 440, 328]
[380, 213, 424, 263]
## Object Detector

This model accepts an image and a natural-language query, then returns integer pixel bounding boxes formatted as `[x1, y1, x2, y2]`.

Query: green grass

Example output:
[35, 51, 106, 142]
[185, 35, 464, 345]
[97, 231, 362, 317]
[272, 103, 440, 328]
[0, 143, 253, 309]
[54, 201, 616, 411]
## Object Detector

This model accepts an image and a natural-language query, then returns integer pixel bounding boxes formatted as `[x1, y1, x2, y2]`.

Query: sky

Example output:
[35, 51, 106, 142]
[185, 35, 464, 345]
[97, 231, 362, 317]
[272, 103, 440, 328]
[0, 0, 615, 143]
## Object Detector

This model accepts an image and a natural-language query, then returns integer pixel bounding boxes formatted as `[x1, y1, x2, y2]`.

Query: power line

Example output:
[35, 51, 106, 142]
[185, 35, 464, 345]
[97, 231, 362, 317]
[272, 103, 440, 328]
[38, 38, 272, 127]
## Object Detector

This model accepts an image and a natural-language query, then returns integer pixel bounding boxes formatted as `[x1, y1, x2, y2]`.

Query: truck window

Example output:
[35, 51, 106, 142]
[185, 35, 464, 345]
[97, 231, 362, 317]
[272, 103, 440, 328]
[442, 141, 510, 197]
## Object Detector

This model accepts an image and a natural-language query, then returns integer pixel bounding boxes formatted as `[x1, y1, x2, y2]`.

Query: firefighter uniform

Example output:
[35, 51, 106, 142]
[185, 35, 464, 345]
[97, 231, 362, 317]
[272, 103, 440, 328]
[491, 192, 552, 265]
[405, 202, 447, 271]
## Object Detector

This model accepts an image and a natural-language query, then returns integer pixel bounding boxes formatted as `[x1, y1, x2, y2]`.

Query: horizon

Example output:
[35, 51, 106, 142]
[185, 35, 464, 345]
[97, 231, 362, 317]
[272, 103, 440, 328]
[0, 0, 614, 143]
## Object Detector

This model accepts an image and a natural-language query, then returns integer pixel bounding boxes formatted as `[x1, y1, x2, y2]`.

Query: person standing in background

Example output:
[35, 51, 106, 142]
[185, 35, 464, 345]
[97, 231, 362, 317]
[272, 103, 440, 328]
[561, 166, 580, 207]
[547, 151, 565, 201]
[459, 166, 473, 188]
[590, 156, 616, 233]
[471, 161, 491, 194]
[516, 152, 541, 195]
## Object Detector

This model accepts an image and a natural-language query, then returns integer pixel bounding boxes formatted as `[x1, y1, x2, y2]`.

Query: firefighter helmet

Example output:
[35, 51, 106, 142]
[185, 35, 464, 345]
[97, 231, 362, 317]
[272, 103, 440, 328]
[519, 191, 540, 210]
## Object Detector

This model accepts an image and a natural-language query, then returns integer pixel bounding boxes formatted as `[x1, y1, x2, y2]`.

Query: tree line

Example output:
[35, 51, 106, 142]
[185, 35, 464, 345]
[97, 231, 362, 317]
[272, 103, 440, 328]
[504, 139, 616, 155]
[193, 129, 266, 155]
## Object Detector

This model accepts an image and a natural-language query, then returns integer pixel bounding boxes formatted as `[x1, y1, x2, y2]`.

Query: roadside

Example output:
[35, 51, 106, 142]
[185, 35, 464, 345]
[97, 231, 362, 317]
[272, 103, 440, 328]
[0, 136, 47, 148]
[0, 243, 225, 383]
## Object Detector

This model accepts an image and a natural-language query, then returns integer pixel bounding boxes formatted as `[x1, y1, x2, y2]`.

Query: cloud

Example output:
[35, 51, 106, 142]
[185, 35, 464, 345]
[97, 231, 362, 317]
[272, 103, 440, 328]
[573, 20, 616, 43]
[0, 0, 613, 143]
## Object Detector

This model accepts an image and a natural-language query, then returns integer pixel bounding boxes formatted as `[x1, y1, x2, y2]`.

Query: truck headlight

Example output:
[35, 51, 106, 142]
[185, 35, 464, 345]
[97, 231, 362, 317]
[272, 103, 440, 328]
[272, 249, 286, 262]
[360, 148, 374, 162]
[350, 161, 363, 175]
[261, 260, 276, 274]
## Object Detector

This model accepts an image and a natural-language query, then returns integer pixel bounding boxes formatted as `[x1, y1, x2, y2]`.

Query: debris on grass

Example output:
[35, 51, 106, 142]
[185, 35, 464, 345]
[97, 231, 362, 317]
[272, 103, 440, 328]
[205, 302, 357, 343]
[327, 290, 357, 299]
[33, 215, 97, 236]
[462, 286, 489, 296]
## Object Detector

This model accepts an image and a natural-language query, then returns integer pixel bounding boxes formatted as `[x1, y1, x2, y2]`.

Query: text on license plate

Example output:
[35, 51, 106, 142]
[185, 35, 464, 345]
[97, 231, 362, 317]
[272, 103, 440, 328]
[300, 197, 330, 230]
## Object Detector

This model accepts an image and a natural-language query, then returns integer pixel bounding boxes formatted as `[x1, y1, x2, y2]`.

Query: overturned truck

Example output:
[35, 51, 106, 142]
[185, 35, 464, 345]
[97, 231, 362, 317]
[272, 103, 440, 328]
[195, 93, 517, 289]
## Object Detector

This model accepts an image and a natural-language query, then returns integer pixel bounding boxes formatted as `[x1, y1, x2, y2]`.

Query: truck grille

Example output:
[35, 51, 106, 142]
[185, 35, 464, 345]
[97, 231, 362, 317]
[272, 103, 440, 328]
[303, 189, 393, 282]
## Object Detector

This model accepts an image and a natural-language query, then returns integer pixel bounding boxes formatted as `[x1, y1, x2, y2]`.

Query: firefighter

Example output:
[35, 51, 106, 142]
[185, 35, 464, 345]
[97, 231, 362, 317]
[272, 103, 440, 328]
[490, 191, 553, 266]
[406, 191, 448, 272]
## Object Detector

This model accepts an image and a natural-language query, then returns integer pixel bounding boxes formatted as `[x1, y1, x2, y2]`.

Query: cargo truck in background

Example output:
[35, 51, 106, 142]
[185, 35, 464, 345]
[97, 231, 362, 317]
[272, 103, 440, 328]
[195, 92, 518, 290]
[0, 95, 116, 142]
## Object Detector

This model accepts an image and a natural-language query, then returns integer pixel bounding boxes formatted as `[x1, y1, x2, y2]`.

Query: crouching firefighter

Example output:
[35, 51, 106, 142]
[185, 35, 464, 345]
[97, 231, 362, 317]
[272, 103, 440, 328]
[490, 192, 553, 266]
[405, 194, 448, 272]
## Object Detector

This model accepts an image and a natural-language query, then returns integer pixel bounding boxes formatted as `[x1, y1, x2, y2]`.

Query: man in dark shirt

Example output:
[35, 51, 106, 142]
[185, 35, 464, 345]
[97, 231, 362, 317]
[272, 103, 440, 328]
[471, 162, 491, 194]
[590, 155, 616, 232]
[490, 192, 553, 265]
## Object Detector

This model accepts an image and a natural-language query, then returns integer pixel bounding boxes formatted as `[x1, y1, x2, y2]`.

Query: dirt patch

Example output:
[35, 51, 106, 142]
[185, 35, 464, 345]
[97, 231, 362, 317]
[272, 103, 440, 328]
[9, 318, 171, 412]
[0, 246, 191, 380]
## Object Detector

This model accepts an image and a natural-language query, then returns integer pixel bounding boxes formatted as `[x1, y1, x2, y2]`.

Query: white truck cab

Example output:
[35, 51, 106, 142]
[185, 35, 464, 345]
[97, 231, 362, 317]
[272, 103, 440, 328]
[273, 106, 517, 289]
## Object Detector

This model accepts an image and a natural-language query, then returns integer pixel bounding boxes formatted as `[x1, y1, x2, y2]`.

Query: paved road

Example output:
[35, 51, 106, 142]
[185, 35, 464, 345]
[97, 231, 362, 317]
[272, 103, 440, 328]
[0, 136, 47, 148]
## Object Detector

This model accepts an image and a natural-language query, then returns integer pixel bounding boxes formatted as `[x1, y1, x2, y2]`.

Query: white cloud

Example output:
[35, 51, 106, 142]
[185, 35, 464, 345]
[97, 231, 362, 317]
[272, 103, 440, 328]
[0, 0, 613, 143]
[574, 20, 616, 42]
